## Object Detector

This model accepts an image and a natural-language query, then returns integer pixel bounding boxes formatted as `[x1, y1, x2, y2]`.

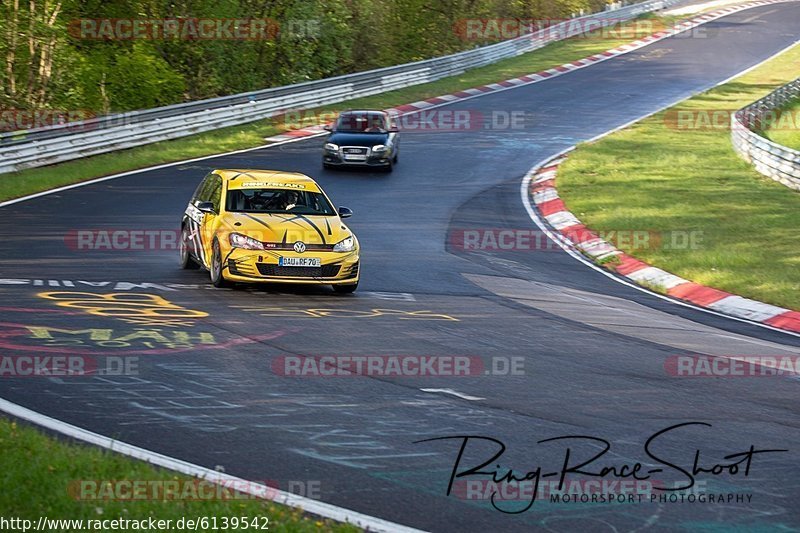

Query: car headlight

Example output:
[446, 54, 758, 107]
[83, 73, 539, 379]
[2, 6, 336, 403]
[229, 232, 264, 250]
[324, 143, 339, 151]
[333, 236, 355, 252]
[372, 144, 388, 152]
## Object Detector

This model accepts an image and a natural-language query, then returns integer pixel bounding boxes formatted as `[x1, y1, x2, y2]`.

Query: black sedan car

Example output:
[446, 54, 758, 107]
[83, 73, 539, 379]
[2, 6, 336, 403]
[322, 110, 399, 172]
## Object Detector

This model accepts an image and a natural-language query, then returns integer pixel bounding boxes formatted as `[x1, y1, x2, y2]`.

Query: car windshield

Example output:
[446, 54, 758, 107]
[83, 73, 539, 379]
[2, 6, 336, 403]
[226, 188, 336, 216]
[335, 113, 388, 133]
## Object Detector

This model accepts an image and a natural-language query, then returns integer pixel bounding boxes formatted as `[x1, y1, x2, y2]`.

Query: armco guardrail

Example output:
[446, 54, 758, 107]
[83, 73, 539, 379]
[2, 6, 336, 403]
[0, 0, 681, 174]
[731, 77, 800, 191]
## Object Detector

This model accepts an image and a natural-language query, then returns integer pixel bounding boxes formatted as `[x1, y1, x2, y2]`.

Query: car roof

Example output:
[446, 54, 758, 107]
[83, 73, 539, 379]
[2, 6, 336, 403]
[217, 169, 321, 192]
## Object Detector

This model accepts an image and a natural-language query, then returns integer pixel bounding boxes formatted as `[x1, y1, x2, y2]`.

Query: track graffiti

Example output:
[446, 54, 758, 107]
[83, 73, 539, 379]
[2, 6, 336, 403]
[37, 292, 208, 327]
[231, 306, 460, 321]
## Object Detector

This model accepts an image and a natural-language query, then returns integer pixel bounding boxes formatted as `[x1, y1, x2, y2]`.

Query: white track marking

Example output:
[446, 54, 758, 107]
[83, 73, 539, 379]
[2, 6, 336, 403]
[520, 40, 800, 339]
[0, 135, 327, 209]
[420, 389, 485, 401]
[364, 291, 417, 301]
[0, 398, 427, 533]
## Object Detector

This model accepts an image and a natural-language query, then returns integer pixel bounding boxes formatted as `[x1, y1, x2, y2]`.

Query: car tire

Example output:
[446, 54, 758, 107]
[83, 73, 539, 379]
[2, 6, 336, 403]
[323, 162, 334, 170]
[393, 152, 398, 164]
[332, 281, 358, 294]
[210, 239, 229, 288]
[383, 160, 393, 173]
[179, 225, 199, 270]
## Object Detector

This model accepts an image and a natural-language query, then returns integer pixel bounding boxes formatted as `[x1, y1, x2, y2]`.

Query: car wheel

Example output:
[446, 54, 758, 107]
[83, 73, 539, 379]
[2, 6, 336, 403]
[323, 162, 334, 170]
[332, 281, 358, 294]
[393, 152, 398, 164]
[210, 239, 229, 288]
[383, 160, 393, 173]
[179, 226, 199, 270]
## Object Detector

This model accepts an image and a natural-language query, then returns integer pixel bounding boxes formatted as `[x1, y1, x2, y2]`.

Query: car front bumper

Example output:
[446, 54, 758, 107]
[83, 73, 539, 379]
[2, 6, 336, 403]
[324, 148, 392, 167]
[221, 248, 360, 285]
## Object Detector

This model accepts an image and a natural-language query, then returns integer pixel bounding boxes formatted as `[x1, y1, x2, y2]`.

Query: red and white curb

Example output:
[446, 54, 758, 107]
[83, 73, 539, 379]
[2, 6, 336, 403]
[528, 152, 800, 334]
[263, 0, 796, 143]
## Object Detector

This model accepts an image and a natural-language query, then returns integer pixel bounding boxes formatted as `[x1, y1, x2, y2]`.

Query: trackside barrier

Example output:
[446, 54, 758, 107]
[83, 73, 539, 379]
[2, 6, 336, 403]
[731, 77, 800, 191]
[0, 0, 681, 174]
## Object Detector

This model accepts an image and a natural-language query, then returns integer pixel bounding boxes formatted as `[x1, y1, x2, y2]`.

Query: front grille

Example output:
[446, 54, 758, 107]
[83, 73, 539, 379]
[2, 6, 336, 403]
[260, 243, 335, 251]
[256, 263, 341, 278]
[342, 146, 368, 155]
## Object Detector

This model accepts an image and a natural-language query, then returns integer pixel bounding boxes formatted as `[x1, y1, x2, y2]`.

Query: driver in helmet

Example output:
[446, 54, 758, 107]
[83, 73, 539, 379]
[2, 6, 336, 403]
[283, 190, 300, 210]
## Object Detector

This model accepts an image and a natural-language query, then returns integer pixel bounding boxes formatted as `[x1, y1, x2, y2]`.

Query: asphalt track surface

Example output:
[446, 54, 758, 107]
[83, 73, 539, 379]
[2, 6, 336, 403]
[2, 5, 800, 531]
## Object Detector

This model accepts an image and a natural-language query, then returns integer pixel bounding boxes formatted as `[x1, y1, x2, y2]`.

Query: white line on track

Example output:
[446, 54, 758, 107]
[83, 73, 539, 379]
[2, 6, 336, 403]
[419, 389, 485, 401]
[0, 398, 427, 533]
[740, 7, 780, 19]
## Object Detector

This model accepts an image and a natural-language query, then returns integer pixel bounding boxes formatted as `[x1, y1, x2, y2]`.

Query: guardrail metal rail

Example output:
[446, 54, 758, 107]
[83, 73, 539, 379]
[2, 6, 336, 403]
[731, 77, 800, 191]
[0, 0, 679, 174]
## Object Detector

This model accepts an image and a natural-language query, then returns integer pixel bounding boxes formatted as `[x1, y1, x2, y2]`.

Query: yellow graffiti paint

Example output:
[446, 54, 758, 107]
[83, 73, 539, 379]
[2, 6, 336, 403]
[25, 325, 216, 349]
[38, 292, 208, 327]
[231, 306, 459, 321]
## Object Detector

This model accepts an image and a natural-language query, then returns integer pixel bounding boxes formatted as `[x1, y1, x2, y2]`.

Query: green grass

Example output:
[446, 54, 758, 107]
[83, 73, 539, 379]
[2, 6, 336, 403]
[557, 43, 800, 310]
[763, 97, 800, 150]
[0, 14, 680, 202]
[0, 417, 359, 532]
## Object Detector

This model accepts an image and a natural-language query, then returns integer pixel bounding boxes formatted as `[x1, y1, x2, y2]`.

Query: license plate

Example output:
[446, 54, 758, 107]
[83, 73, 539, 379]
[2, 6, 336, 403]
[279, 257, 321, 267]
[344, 154, 367, 161]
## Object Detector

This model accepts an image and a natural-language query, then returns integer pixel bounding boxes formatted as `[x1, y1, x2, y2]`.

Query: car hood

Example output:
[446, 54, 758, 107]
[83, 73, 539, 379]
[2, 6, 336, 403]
[221, 212, 352, 247]
[327, 132, 389, 147]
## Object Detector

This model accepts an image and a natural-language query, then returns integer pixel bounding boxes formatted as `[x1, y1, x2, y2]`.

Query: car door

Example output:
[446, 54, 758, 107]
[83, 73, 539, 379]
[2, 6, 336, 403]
[184, 173, 212, 264]
[198, 174, 223, 268]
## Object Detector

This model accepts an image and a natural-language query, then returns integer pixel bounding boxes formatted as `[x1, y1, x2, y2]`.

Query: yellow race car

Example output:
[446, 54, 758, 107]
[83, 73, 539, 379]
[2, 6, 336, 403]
[180, 169, 359, 293]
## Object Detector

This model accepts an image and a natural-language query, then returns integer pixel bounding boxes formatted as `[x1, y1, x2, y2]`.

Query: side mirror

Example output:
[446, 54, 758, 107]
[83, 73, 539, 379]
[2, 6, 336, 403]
[323, 124, 332, 131]
[197, 201, 216, 215]
[338, 206, 353, 219]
